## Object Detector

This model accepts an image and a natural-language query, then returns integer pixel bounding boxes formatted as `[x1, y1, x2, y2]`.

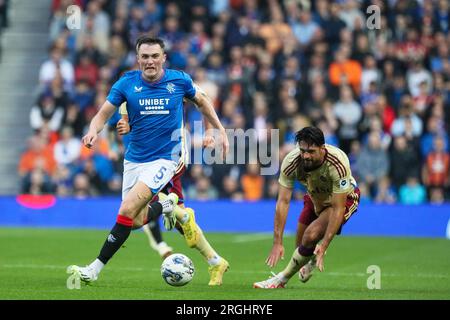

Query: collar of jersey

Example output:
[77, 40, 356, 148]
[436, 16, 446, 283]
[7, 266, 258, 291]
[140, 69, 166, 86]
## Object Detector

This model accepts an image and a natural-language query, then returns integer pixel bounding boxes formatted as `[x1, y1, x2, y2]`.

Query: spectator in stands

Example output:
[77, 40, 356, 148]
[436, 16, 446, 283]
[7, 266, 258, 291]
[39, 45, 74, 89]
[21, 168, 55, 195]
[356, 131, 390, 196]
[406, 60, 433, 98]
[75, 54, 99, 87]
[374, 176, 397, 204]
[391, 98, 423, 138]
[422, 135, 450, 191]
[241, 162, 264, 201]
[29, 93, 65, 133]
[72, 172, 99, 198]
[220, 174, 243, 200]
[390, 135, 421, 190]
[429, 187, 446, 204]
[18, 135, 57, 178]
[420, 116, 449, 157]
[320, 2, 346, 51]
[399, 176, 427, 205]
[47, 73, 70, 110]
[333, 85, 362, 153]
[53, 126, 81, 167]
[78, 0, 110, 53]
[186, 175, 219, 201]
[361, 56, 381, 95]
[62, 102, 86, 138]
[329, 45, 362, 95]
[290, 8, 320, 50]
[374, 94, 396, 134]
[52, 164, 72, 197]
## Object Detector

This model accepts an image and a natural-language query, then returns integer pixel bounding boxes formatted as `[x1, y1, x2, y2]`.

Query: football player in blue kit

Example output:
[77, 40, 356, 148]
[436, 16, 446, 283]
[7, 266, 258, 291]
[68, 36, 229, 285]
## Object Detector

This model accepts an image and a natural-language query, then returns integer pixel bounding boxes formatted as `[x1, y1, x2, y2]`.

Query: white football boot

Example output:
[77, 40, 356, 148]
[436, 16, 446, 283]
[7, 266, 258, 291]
[299, 257, 316, 283]
[67, 265, 98, 283]
[253, 272, 287, 289]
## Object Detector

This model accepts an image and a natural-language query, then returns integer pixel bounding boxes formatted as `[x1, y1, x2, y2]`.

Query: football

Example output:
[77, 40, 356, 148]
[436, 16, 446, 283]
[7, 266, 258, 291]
[160, 253, 195, 286]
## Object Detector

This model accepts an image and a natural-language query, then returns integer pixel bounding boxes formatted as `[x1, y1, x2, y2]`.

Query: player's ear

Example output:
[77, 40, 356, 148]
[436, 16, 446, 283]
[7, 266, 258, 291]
[162, 53, 167, 64]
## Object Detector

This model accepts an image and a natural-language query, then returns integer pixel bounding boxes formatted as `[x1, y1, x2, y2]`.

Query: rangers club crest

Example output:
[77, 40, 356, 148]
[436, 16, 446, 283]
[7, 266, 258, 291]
[166, 83, 175, 94]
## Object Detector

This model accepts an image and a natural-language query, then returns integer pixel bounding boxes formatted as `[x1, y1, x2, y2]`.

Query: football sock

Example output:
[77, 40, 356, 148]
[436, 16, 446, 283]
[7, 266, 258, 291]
[194, 228, 220, 265]
[148, 217, 163, 244]
[207, 255, 221, 266]
[88, 258, 104, 274]
[97, 215, 133, 265]
[146, 202, 163, 222]
[280, 245, 314, 280]
[171, 206, 189, 224]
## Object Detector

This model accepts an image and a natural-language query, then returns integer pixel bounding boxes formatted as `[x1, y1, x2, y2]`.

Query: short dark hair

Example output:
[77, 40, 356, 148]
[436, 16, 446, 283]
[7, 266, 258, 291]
[135, 36, 165, 53]
[295, 126, 325, 147]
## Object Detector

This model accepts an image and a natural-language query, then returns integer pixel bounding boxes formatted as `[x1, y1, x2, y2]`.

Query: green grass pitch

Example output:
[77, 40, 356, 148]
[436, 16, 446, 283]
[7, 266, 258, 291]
[0, 227, 449, 300]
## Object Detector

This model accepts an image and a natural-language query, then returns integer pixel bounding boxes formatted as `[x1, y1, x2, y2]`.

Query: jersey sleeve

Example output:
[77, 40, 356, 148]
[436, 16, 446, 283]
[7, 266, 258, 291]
[278, 155, 296, 189]
[181, 72, 196, 100]
[106, 76, 127, 107]
[330, 153, 353, 194]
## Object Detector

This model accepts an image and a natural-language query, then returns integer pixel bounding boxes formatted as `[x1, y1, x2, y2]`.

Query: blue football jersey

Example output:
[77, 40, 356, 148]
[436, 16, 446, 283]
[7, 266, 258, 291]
[106, 69, 196, 163]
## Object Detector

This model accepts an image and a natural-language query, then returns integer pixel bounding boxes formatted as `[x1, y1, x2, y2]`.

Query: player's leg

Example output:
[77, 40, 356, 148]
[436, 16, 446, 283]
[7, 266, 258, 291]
[142, 222, 173, 259]
[68, 159, 178, 283]
[162, 172, 229, 285]
[295, 221, 307, 247]
[300, 188, 360, 283]
[133, 203, 173, 258]
[279, 207, 330, 282]
[254, 194, 318, 289]
[295, 221, 316, 283]
[68, 181, 153, 283]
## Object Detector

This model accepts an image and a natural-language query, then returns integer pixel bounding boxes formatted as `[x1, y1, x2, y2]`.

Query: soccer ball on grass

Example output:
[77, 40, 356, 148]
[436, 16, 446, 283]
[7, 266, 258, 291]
[160, 253, 195, 286]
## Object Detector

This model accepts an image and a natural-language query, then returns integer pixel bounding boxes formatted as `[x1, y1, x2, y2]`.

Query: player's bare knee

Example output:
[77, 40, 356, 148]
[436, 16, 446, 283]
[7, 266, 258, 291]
[131, 208, 147, 229]
[119, 200, 137, 219]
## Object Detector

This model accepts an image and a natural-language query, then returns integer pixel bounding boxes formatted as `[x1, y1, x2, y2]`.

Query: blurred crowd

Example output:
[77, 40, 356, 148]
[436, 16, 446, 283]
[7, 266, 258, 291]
[18, 0, 450, 204]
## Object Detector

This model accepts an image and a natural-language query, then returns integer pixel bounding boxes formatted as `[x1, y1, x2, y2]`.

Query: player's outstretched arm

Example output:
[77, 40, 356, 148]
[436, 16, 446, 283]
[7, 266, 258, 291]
[82, 101, 116, 148]
[315, 192, 347, 272]
[266, 185, 293, 268]
[189, 87, 229, 159]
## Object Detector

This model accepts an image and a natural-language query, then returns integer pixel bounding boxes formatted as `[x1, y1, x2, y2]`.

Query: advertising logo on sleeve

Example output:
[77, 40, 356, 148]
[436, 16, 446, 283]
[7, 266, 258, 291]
[339, 178, 349, 190]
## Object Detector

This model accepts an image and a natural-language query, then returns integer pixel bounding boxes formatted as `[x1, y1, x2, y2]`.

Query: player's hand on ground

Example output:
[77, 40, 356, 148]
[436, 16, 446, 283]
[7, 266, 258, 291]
[82, 130, 98, 149]
[266, 243, 284, 268]
[116, 119, 130, 135]
[314, 244, 326, 272]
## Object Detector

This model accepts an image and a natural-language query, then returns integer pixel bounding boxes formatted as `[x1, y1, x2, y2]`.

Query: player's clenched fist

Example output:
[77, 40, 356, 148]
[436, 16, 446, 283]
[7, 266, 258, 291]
[116, 118, 130, 135]
[82, 130, 98, 149]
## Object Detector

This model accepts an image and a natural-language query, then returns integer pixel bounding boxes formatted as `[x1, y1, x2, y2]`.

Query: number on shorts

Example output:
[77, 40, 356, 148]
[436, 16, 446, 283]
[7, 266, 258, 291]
[153, 166, 167, 184]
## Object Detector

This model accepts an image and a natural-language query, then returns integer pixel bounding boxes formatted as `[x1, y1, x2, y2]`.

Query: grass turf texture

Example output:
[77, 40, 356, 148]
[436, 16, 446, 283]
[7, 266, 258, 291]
[0, 227, 449, 300]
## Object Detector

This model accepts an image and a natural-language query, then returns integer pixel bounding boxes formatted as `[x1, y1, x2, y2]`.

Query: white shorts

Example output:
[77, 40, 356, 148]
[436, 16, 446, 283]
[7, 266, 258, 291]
[122, 159, 178, 200]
